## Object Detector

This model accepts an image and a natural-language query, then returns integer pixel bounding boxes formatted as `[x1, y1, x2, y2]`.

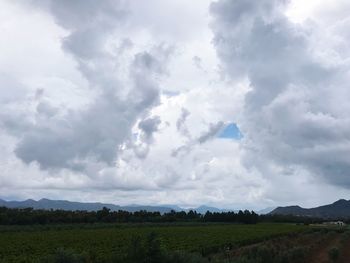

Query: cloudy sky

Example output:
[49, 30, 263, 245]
[1, 0, 350, 210]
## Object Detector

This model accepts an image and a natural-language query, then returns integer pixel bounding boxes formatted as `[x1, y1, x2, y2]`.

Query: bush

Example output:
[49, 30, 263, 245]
[123, 232, 210, 263]
[163, 251, 209, 263]
[124, 235, 146, 263]
[328, 247, 340, 262]
[40, 248, 87, 263]
[245, 245, 275, 263]
[146, 232, 163, 263]
[341, 231, 350, 243]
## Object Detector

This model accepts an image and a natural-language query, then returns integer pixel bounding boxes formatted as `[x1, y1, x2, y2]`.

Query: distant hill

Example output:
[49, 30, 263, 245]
[0, 198, 174, 214]
[187, 205, 231, 214]
[0, 198, 231, 214]
[270, 199, 350, 219]
[257, 207, 276, 215]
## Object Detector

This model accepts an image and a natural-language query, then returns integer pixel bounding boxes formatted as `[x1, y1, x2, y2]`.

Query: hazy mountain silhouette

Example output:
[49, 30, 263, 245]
[257, 207, 276, 215]
[0, 198, 230, 214]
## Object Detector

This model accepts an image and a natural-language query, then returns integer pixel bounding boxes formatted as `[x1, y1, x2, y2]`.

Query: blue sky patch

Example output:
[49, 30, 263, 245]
[218, 123, 243, 140]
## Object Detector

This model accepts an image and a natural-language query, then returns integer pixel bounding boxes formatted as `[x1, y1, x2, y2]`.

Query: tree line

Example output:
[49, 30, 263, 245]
[0, 206, 324, 225]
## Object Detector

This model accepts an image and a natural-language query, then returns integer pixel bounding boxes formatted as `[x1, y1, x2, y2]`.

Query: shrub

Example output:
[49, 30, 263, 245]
[124, 235, 146, 263]
[40, 248, 87, 263]
[145, 232, 163, 263]
[341, 231, 350, 243]
[163, 251, 209, 263]
[328, 247, 340, 262]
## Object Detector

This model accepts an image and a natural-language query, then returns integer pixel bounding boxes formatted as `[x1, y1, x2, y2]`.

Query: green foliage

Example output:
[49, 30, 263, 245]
[40, 248, 88, 263]
[125, 235, 146, 262]
[119, 233, 209, 263]
[340, 230, 350, 244]
[145, 232, 163, 263]
[231, 236, 308, 263]
[0, 206, 262, 225]
[123, 232, 164, 263]
[163, 251, 209, 263]
[328, 246, 340, 262]
[0, 223, 305, 262]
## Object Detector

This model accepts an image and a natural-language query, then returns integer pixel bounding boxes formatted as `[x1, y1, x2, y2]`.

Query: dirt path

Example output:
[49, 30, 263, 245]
[308, 234, 341, 263]
[338, 238, 350, 263]
[214, 231, 350, 263]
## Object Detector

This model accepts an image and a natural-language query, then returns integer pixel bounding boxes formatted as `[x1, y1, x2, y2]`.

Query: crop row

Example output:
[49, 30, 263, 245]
[0, 223, 306, 262]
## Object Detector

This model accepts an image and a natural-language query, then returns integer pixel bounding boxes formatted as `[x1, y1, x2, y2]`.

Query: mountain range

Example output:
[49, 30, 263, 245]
[270, 199, 350, 219]
[2, 198, 349, 219]
[0, 198, 231, 214]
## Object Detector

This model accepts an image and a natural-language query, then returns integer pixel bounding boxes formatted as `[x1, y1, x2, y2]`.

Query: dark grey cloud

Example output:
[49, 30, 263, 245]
[176, 108, 191, 138]
[138, 116, 161, 141]
[211, 0, 350, 187]
[130, 116, 162, 159]
[197, 121, 224, 144]
[192, 56, 202, 69]
[36, 101, 58, 118]
[15, 93, 137, 170]
[132, 44, 174, 76]
[172, 121, 224, 157]
[118, 38, 134, 53]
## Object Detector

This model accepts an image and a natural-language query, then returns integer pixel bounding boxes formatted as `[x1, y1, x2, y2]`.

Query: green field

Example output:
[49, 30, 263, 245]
[0, 223, 306, 262]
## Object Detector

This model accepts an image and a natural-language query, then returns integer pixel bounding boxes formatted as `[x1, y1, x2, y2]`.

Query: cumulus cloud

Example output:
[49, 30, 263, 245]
[138, 117, 161, 141]
[176, 108, 191, 138]
[130, 116, 162, 159]
[2, 0, 350, 209]
[3, 0, 172, 172]
[171, 121, 225, 157]
[198, 121, 225, 144]
[211, 0, 350, 187]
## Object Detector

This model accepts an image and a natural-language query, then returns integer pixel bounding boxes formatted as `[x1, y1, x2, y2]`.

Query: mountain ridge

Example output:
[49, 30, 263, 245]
[0, 198, 231, 214]
[270, 199, 350, 219]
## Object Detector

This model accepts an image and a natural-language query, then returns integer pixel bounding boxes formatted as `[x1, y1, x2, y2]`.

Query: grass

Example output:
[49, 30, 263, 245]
[0, 223, 307, 262]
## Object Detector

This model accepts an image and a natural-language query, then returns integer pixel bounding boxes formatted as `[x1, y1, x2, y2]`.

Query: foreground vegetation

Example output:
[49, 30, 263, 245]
[2, 206, 347, 262]
[0, 223, 306, 262]
[213, 228, 350, 263]
[0, 206, 324, 225]
[35, 228, 350, 263]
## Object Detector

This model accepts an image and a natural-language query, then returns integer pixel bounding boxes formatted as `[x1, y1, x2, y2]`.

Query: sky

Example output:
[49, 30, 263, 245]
[1, 0, 350, 210]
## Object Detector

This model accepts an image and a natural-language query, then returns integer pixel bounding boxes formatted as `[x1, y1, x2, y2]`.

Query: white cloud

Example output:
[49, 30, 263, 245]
[210, 0, 350, 204]
[1, 0, 350, 209]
